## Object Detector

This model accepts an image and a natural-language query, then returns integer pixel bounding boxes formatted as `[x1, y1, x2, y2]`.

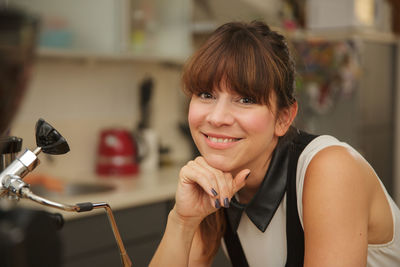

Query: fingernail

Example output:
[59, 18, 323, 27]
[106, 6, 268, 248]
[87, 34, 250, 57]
[245, 172, 251, 180]
[211, 188, 218, 196]
[215, 199, 221, 209]
[224, 198, 230, 208]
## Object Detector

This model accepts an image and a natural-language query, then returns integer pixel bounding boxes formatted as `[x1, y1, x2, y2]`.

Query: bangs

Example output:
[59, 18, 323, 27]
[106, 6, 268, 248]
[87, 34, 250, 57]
[182, 25, 281, 106]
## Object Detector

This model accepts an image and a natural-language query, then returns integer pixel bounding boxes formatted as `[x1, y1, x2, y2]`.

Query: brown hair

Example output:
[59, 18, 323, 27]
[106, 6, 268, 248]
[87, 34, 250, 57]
[182, 20, 296, 111]
[182, 21, 296, 261]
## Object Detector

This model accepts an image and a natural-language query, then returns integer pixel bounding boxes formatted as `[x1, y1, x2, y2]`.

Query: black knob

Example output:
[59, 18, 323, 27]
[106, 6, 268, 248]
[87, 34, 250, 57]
[35, 118, 70, 155]
[0, 136, 22, 154]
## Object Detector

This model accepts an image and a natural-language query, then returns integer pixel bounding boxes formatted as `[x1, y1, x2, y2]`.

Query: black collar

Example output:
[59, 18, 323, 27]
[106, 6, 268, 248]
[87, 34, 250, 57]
[225, 137, 291, 232]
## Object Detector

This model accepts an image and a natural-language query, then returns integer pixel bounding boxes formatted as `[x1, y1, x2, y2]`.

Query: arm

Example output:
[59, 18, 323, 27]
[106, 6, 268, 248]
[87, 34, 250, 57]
[150, 212, 215, 267]
[302, 146, 371, 267]
[149, 208, 201, 266]
[150, 157, 249, 266]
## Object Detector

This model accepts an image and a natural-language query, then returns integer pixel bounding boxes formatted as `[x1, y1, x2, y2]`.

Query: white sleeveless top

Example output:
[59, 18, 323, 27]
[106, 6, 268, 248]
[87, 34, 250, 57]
[226, 135, 400, 267]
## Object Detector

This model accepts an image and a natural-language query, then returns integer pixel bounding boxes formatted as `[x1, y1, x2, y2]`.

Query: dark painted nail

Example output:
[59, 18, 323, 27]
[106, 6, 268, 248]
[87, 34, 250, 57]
[224, 198, 230, 208]
[245, 172, 251, 180]
[211, 188, 218, 196]
[215, 199, 221, 209]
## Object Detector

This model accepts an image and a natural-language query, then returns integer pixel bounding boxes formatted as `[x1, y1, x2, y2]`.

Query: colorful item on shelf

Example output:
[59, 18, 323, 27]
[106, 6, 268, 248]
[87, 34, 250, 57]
[292, 39, 361, 114]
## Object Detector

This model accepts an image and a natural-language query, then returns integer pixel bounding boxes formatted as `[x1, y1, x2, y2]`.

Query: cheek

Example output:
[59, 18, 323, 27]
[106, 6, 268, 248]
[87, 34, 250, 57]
[188, 101, 204, 130]
[238, 111, 276, 135]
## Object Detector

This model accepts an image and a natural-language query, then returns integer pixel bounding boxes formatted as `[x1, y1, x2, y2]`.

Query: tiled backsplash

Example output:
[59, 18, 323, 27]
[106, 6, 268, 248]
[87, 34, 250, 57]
[11, 59, 191, 178]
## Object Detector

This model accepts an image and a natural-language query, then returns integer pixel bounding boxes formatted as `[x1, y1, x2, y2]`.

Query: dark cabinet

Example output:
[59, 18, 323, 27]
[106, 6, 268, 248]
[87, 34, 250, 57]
[60, 201, 172, 267]
[59, 199, 231, 267]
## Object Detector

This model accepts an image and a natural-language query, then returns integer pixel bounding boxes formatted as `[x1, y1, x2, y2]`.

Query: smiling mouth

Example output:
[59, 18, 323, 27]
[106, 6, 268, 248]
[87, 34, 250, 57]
[204, 134, 242, 143]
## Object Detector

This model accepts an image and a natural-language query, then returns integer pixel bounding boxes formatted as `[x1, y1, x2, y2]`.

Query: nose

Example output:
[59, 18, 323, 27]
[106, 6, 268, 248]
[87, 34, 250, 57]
[206, 99, 235, 127]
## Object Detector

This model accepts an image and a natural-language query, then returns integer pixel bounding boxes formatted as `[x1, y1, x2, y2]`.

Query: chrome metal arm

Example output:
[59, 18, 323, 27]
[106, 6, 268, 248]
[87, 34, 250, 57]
[0, 148, 132, 267]
[0, 120, 132, 266]
[93, 202, 132, 267]
[20, 187, 80, 212]
[18, 187, 132, 267]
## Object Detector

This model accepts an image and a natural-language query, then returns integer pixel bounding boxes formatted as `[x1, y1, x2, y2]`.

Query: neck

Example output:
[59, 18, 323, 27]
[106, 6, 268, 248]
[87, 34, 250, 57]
[237, 165, 269, 204]
[236, 137, 279, 204]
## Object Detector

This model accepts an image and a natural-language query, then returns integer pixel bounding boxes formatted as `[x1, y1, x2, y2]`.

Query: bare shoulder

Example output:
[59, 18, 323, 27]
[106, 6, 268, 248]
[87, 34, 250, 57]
[303, 144, 375, 210]
[302, 145, 372, 266]
[296, 138, 393, 265]
[308, 144, 362, 168]
[305, 145, 374, 189]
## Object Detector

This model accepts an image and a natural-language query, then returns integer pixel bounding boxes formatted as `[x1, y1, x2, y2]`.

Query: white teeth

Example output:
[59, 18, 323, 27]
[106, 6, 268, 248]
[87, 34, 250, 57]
[208, 136, 236, 143]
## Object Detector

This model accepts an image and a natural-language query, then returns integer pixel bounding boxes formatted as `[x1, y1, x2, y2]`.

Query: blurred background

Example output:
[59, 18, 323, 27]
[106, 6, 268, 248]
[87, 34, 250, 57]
[3, 0, 400, 266]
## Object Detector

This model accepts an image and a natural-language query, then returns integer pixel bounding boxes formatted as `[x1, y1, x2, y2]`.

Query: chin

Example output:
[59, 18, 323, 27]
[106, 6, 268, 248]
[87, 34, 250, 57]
[202, 154, 236, 172]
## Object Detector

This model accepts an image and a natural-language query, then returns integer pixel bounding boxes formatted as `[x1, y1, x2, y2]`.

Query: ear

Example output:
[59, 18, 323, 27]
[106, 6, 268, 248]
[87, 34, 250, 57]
[275, 101, 298, 137]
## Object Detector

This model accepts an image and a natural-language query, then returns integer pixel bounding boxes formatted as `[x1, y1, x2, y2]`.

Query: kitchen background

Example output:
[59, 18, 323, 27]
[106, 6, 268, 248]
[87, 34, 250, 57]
[4, 0, 400, 266]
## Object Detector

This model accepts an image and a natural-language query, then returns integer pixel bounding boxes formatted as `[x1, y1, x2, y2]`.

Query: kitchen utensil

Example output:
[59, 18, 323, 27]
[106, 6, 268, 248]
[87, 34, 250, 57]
[139, 128, 159, 171]
[133, 76, 160, 171]
[96, 129, 139, 176]
[138, 77, 153, 130]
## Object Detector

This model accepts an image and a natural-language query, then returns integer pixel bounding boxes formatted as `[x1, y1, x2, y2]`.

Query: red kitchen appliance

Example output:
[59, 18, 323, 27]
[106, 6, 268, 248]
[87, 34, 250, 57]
[96, 129, 139, 176]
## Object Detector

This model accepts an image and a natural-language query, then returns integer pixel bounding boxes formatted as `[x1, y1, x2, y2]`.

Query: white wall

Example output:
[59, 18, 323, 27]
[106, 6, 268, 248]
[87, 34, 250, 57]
[11, 59, 191, 179]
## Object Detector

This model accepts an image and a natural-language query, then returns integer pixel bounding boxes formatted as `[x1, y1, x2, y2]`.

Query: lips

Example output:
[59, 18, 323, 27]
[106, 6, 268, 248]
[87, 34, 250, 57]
[202, 133, 242, 149]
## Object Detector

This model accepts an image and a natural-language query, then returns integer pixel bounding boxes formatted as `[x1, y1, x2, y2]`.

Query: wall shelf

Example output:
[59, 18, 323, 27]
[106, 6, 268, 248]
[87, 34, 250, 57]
[279, 28, 399, 44]
[37, 28, 398, 64]
[38, 47, 188, 66]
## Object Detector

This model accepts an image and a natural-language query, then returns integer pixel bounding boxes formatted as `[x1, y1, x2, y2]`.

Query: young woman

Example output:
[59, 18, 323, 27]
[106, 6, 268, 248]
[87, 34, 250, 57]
[150, 21, 400, 267]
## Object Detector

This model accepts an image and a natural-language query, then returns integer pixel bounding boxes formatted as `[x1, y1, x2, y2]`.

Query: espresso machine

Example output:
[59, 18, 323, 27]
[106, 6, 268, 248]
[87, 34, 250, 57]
[0, 119, 132, 267]
[0, 6, 132, 267]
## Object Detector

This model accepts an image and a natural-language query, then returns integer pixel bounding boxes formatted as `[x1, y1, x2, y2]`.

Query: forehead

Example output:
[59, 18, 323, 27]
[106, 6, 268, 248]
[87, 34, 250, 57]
[212, 79, 276, 101]
[210, 78, 251, 96]
[212, 78, 235, 93]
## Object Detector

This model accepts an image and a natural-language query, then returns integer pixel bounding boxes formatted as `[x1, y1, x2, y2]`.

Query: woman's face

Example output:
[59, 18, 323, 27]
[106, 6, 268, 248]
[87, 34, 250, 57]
[188, 85, 284, 175]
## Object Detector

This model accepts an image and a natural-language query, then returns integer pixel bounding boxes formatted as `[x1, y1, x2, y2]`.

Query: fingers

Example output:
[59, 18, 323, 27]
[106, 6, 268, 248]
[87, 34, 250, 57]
[184, 161, 223, 209]
[180, 161, 219, 199]
[194, 157, 233, 208]
[179, 156, 251, 211]
[233, 169, 251, 193]
[194, 157, 250, 208]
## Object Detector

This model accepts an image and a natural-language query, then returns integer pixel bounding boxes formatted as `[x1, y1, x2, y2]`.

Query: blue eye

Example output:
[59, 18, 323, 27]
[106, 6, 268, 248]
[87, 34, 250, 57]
[239, 97, 255, 104]
[198, 92, 213, 99]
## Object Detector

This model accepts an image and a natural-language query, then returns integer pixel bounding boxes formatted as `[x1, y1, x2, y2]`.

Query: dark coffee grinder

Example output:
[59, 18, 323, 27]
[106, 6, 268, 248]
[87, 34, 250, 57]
[0, 7, 132, 267]
[0, 6, 63, 267]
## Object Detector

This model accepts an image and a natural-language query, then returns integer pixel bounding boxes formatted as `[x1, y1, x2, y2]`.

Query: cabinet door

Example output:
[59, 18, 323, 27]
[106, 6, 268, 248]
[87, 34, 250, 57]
[12, 0, 127, 53]
[60, 201, 169, 267]
[63, 239, 161, 267]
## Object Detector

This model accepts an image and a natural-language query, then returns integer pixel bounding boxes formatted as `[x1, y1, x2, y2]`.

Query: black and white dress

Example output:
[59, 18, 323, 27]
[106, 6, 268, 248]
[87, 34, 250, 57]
[223, 135, 400, 267]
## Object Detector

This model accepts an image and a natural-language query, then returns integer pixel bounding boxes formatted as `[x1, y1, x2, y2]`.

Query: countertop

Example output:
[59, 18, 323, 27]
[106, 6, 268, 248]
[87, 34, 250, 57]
[17, 166, 180, 220]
